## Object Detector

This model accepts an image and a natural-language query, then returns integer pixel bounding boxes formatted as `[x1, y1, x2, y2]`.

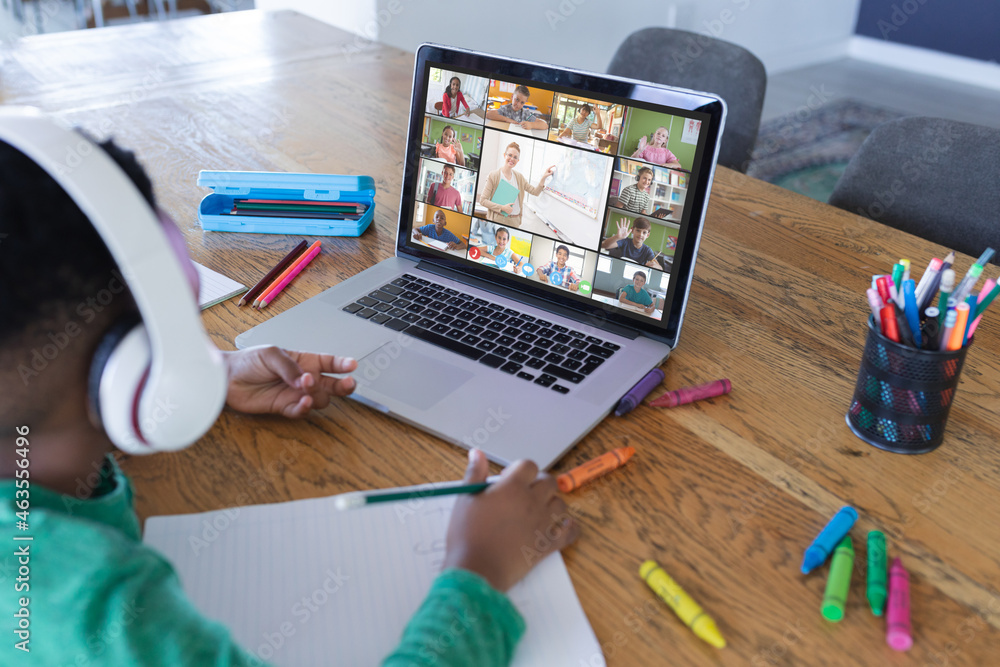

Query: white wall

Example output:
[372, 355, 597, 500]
[372, 0, 862, 75]
[255, 0, 378, 38]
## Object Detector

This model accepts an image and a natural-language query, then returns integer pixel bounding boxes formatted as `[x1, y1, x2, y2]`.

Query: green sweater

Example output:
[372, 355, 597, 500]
[1, 456, 524, 666]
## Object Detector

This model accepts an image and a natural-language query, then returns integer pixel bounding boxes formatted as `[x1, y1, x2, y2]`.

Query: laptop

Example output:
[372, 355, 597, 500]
[235, 44, 726, 470]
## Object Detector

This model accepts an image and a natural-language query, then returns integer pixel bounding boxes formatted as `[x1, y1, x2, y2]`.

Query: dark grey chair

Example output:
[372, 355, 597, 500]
[829, 117, 1000, 262]
[608, 27, 766, 173]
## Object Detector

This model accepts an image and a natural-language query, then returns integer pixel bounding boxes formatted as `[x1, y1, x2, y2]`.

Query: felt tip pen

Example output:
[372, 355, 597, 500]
[866, 288, 884, 324]
[968, 279, 999, 338]
[899, 259, 911, 285]
[876, 276, 892, 306]
[947, 303, 970, 350]
[952, 263, 983, 304]
[938, 310, 957, 351]
[890, 263, 905, 305]
[937, 269, 956, 325]
[976, 247, 995, 266]
[921, 312, 940, 350]
[963, 294, 978, 345]
[615, 368, 665, 416]
[914, 257, 942, 308]
[880, 305, 900, 343]
[903, 280, 921, 348]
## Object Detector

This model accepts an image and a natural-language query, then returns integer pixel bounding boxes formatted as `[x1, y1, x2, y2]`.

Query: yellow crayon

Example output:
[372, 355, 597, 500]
[639, 560, 726, 649]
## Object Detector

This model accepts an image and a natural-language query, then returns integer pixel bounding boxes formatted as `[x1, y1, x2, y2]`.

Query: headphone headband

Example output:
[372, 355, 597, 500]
[0, 107, 227, 452]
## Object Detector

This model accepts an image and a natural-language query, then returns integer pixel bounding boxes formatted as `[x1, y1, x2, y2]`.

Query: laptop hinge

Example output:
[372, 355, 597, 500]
[416, 261, 642, 340]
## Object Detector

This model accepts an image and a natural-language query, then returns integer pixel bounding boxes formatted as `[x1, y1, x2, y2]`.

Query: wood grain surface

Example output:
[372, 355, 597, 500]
[4, 10, 999, 665]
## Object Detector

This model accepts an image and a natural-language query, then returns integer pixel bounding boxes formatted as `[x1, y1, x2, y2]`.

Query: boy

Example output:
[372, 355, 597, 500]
[537, 244, 581, 291]
[414, 209, 467, 250]
[0, 127, 577, 665]
[618, 271, 657, 315]
[601, 216, 659, 268]
[485, 85, 549, 130]
[615, 166, 654, 214]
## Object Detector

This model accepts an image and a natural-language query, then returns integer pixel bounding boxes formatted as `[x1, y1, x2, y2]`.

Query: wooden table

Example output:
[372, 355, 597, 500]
[5, 10, 1000, 665]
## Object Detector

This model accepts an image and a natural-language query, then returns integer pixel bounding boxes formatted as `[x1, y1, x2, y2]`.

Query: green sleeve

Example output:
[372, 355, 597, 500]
[382, 569, 525, 667]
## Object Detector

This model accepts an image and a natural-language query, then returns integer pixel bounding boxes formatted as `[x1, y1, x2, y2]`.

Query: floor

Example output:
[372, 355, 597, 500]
[763, 58, 1000, 129]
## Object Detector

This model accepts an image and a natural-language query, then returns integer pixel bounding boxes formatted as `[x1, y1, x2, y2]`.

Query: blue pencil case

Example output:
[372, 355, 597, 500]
[197, 170, 375, 236]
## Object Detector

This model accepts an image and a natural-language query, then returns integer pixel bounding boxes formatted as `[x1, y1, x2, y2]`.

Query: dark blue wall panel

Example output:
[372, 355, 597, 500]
[855, 0, 999, 63]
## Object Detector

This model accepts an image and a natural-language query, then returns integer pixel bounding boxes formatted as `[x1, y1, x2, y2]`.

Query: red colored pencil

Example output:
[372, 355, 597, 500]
[239, 240, 308, 306]
[254, 240, 321, 307]
[259, 243, 322, 308]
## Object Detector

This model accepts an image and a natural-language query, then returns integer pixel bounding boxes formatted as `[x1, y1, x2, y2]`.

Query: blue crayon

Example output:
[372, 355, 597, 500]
[801, 506, 859, 574]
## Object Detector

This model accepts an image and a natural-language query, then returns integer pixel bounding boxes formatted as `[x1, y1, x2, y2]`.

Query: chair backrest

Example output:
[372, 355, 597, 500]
[608, 27, 766, 173]
[829, 117, 1000, 262]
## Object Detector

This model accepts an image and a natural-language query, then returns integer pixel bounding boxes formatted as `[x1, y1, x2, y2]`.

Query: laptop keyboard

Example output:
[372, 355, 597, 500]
[342, 273, 620, 394]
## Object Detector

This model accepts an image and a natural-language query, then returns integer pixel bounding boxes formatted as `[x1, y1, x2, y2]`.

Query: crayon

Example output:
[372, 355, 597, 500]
[615, 368, 664, 415]
[557, 446, 635, 493]
[886, 557, 913, 651]
[649, 379, 731, 408]
[822, 535, 855, 622]
[867, 531, 888, 615]
[639, 560, 726, 648]
[801, 506, 858, 574]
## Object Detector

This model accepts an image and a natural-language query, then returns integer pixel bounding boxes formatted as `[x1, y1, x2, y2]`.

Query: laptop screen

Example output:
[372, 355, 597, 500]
[399, 45, 725, 344]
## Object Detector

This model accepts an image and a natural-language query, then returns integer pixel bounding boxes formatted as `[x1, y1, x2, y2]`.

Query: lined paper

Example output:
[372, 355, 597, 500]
[194, 262, 245, 309]
[144, 493, 604, 666]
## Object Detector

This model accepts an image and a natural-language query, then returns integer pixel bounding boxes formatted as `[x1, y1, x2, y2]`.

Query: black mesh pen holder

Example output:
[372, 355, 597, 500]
[846, 316, 970, 454]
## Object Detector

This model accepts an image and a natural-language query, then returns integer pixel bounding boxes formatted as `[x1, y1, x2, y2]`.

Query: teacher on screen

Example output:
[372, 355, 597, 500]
[477, 141, 555, 228]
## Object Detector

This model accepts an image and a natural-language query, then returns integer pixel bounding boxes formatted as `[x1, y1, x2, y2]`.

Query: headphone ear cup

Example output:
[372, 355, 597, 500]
[88, 315, 153, 455]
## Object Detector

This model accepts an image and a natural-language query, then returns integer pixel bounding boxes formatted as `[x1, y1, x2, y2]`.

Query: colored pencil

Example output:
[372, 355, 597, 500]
[258, 242, 322, 308]
[238, 240, 307, 306]
[253, 240, 321, 307]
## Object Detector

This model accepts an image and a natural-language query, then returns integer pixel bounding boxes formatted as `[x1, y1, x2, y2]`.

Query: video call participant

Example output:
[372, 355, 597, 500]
[435, 125, 466, 167]
[601, 216, 659, 268]
[485, 85, 548, 130]
[426, 163, 463, 212]
[558, 104, 603, 142]
[475, 226, 525, 274]
[414, 209, 467, 250]
[631, 126, 682, 169]
[619, 270, 656, 315]
[615, 166, 654, 214]
[536, 245, 581, 291]
[441, 76, 471, 118]
[477, 141, 555, 229]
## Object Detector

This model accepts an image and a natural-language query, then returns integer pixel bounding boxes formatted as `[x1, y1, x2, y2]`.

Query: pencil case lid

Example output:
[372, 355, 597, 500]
[197, 170, 376, 201]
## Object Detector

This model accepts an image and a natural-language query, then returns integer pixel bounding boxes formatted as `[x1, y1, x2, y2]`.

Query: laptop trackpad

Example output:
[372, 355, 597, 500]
[356, 344, 473, 411]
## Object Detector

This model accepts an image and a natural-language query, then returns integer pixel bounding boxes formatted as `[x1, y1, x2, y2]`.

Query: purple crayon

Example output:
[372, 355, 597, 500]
[801, 506, 858, 574]
[649, 378, 732, 408]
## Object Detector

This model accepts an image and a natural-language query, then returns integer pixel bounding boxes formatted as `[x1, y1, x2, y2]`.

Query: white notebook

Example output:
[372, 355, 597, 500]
[194, 261, 245, 309]
[144, 492, 604, 666]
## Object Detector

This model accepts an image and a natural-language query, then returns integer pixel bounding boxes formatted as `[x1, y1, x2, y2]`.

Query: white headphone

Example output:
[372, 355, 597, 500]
[0, 107, 228, 454]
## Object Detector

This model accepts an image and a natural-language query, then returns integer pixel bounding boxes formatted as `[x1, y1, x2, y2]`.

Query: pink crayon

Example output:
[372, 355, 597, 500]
[649, 379, 732, 408]
[886, 557, 913, 651]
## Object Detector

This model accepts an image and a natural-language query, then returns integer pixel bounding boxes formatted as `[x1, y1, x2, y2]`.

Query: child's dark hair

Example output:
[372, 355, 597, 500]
[514, 85, 530, 98]
[449, 76, 461, 92]
[633, 217, 652, 231]
[580, 104, 592, 116]
[0, 136, 154, 347]
[556, 244, 570, 255]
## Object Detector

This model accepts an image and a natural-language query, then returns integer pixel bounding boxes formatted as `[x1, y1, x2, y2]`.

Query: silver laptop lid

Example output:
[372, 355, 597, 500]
[395, 44, 726, 348]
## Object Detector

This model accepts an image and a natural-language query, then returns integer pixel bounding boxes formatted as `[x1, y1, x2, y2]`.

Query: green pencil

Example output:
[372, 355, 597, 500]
[334, 480, 493, 510]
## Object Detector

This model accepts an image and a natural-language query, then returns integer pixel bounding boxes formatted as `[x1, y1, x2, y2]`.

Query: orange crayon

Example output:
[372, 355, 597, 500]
[557, 446, 635, 493]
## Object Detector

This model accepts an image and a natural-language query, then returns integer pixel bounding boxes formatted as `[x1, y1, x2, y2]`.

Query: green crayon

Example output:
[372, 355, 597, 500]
[822, 535, 855, 622]
[867, 531, 888, 616]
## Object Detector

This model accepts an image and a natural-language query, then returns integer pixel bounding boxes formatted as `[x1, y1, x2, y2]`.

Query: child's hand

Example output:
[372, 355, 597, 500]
[615, 219, 632, 240]
[443, 450, 580, 592]
[637, 135, 648, 151]
[223, 347, 357, 418]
